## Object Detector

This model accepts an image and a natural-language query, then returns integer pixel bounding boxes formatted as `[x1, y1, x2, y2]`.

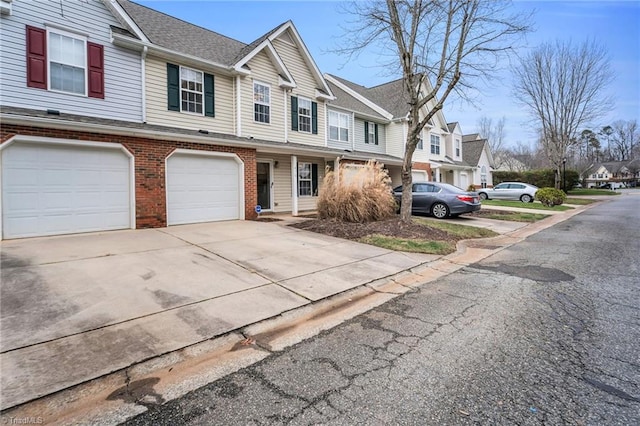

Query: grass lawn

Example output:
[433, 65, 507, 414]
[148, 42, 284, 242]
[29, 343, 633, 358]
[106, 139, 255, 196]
[360, 235, 455, 255]
[568, 189, 620, 196]
[473, 211, 550, 222]
[481, 199, 573, 211]
[359, 218, 498, 255]
[564, 197, 598, 205]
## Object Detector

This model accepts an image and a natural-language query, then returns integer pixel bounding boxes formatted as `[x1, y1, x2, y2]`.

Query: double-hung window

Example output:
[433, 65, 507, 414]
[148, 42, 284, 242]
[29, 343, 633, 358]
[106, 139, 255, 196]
[329, 111, 349, 142]
[254, 82, 270, 123]
[455, 139, 461, 157]
[298, 98, 312, 133]
[430, 134, 441, 155]
[26, 25, 105, 98]
[417, 137, 424, 150]
[298, 162, 312, 196]
[180, 67, 203, 114]
[368, 122, 376, 144]
[49, 30, 86, 95]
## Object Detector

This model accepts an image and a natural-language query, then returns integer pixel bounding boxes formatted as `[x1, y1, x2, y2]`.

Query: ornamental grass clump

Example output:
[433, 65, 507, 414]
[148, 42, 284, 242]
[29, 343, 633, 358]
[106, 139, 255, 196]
[317, 160, 396, 222]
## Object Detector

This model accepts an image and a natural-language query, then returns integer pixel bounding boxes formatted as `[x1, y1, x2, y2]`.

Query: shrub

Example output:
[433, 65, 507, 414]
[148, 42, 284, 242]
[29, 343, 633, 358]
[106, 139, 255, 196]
[536, 187, 566, 207]
[317, 160, 396, 222]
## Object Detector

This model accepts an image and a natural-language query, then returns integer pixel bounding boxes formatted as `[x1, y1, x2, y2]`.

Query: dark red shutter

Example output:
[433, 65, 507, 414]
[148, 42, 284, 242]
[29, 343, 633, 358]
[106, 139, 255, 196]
[26, 25, 47, 89]
[87, 42, 104, 98]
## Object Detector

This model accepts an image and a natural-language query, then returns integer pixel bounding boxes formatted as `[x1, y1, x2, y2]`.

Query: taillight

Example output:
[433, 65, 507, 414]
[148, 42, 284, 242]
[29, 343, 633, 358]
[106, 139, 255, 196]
[456, 195, 475, 203]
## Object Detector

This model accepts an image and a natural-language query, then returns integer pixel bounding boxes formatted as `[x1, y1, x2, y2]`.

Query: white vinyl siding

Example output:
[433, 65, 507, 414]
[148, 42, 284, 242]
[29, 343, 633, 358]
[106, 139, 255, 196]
[272, 154, 292, 213]
[242, 51, 284, 142]
[272, 34, 325, 147]
[385, 122, 405, 158]
[0, 0, 143, 121]
[145, 58, 235, 133]
[354, 118, 386, 154]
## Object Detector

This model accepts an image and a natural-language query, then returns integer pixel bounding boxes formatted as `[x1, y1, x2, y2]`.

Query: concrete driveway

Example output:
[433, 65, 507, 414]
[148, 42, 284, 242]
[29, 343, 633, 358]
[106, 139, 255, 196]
[0, 220, 434, 409]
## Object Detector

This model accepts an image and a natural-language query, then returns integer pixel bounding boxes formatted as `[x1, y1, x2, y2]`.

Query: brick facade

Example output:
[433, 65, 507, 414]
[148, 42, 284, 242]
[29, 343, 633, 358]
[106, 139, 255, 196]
[1, 125, 258, 228]
[412, 162, 432, 178]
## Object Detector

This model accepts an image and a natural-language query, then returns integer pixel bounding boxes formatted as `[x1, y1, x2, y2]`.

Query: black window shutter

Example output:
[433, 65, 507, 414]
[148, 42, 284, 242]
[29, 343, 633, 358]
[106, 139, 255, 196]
[311, 102, 318, 134]
[167, 63, 180, 111]
[291, 96, 298, 131]
[312, 164, 319, 196]
[204, 73, 214, 117]
[374, 123, 379, 145]
[364, 121, 369, 143]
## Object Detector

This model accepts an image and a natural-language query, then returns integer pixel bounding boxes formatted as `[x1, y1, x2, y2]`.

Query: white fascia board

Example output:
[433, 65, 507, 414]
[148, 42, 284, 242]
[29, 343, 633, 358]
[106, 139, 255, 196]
[111, 33, 241, 76]
[101, 0, 149, 42]
[327, 105, 388, 123]
[315, 89, 335, 101]
[270, 21, 335, 99]
[234, 40, 296, 87]
[324, 74, 393, 120]
[2, 113, 377, 161]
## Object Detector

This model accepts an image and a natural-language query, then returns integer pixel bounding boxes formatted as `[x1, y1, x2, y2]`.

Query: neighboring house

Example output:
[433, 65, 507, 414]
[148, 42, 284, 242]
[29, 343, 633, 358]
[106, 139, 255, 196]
[0, 0, 473, 241]
[324, 74, 473, 187]
[462, 134, 495, 188]
[494, 152, 528, 172]
[583, 160, 638, 188]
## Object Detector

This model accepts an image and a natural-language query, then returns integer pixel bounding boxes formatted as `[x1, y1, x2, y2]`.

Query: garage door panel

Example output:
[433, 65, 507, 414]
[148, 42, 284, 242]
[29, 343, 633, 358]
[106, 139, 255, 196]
[2, 142, 132, 239]
[167, 153, 241, 226]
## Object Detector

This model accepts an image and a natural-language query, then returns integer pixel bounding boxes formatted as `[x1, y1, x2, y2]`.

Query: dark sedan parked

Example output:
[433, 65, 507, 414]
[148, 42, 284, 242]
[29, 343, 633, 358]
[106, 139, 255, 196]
[393, 182, 481, 219]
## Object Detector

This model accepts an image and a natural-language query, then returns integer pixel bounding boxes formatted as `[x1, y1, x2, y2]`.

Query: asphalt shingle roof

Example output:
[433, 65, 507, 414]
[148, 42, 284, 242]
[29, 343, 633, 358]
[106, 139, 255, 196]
[1, 106, 404, 165]
[327, 74, 410, 119]
[326, 82, 386, 120]
[462, 139, 486, 167]
[117, 0, 246, 66]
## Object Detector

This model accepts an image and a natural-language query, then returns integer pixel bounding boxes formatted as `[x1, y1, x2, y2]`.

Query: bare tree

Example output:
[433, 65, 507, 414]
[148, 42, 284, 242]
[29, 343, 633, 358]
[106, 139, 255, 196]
[477, 116, 507, 168]
[337, 1, 530, 221]
[610, 120, 638, 161]
[512, 39, 613, 189]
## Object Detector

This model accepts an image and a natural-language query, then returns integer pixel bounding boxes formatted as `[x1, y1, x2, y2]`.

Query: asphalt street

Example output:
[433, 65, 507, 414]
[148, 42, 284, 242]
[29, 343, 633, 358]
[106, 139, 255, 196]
[124, 195, 640, 425]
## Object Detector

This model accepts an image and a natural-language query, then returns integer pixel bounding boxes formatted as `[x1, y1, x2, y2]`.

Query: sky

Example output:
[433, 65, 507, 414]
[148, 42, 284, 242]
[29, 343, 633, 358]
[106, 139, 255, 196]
[136, 0, 640, 147]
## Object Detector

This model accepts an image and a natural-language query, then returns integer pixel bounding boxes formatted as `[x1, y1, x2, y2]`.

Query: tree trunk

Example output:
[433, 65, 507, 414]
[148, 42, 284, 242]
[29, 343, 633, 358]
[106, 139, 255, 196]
[400, 157, 413, 222]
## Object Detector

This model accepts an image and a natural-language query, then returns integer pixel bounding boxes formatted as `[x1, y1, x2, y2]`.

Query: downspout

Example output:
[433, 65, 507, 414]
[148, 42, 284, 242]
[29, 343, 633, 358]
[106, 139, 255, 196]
[291, 155, 298, 216]
[284, 89, 288, 142]
[236, 75, 242, 137]
[141, 46, 147, 122]
[351, 112, 355, 152]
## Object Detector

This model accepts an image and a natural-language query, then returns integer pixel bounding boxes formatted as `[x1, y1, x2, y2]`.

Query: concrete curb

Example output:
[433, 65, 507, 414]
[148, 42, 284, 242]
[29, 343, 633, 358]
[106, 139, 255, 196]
[0, 201, 601, 425]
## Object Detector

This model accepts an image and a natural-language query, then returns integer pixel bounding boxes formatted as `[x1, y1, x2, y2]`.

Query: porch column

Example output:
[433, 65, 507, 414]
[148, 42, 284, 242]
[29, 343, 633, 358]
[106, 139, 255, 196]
[291, 155, 298, 216]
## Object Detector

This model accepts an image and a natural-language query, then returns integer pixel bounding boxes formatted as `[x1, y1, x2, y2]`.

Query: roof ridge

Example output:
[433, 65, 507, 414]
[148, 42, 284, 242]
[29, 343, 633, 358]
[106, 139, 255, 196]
[121, 0, 247, 47]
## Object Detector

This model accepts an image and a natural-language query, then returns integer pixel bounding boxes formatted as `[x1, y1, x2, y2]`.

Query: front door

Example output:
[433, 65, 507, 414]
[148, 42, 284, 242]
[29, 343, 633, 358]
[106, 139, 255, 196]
[257, 161, 273, 211]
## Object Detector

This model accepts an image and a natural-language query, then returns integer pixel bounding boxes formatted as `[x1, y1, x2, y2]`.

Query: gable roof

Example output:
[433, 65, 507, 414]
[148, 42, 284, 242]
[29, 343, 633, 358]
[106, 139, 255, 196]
[326, 82, 387, 120]
[462, 139, 487, 167]
[462, 133, 481, 142]
[117, 0, 245, 67]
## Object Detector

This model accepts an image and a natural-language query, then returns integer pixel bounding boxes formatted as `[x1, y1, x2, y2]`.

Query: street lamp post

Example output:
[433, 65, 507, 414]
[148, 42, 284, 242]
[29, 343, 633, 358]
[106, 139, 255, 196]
[562, 157, 567, 192]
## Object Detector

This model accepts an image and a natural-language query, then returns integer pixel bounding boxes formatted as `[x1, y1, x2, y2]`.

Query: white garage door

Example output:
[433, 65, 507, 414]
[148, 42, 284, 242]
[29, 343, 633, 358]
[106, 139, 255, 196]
[166, 152, 241, 225]
[412, 170, 428, 182]
[1, 142, 131, 239]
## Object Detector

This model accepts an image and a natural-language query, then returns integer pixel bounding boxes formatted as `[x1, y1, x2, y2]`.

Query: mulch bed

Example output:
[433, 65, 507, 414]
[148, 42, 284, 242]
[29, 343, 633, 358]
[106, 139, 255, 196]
[289, 217, 457, 242]
[255, 217, 283, 222]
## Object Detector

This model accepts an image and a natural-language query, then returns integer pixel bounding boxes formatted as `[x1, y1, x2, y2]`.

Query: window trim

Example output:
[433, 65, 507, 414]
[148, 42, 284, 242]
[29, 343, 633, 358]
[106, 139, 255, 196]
[298, 96, 312, 133]
[46, 27, 87, 97]
[417, 136, 424, 150]
[253, 81, 271, 124]
[430, 134, 441, 155]
[179, 65, 204, 116]
[328, 110, 350, 142]
[298, 162, 313, 197]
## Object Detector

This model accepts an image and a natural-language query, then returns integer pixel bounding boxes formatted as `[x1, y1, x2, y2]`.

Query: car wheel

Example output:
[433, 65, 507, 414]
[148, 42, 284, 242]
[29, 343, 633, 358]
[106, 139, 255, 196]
[479, 192, 488, 200]
[520, 194, 533, 203]
[431, 202, 449, 219]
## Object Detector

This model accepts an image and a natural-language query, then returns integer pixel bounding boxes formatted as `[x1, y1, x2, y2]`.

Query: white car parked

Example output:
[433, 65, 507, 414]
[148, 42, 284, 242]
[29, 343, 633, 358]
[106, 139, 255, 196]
[478, 182, 539, 203]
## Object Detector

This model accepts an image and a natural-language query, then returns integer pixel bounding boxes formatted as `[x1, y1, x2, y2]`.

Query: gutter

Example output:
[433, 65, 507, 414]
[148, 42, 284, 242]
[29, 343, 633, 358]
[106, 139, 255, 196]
[1, 113, 404, 165]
